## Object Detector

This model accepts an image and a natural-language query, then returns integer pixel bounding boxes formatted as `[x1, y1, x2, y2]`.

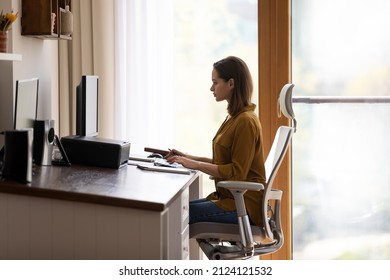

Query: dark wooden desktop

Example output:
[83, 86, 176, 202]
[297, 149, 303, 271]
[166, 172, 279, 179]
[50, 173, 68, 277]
[0, 163, 201, 259]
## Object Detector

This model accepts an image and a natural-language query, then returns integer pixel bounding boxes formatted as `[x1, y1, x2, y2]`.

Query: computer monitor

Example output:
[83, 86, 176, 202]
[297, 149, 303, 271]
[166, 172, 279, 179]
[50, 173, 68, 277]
[14, 78, 39, 130]
[76, 75, 99, 137]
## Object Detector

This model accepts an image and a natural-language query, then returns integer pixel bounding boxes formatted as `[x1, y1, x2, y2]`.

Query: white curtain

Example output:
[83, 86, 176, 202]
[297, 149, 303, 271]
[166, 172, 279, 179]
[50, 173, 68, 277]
[59, 0, 115, 138]
[114, 0, 175, 154]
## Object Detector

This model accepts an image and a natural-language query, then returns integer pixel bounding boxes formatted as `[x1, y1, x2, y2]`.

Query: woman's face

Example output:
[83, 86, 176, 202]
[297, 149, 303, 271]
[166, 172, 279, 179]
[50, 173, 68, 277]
[210, 68, 234, 102]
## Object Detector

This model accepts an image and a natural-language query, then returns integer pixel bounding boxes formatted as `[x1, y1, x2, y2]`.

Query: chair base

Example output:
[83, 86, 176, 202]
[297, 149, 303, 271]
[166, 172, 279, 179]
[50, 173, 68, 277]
[191, 222, 284, 260]
[196, 237, 282, 260]
[197, 239, 251, 260]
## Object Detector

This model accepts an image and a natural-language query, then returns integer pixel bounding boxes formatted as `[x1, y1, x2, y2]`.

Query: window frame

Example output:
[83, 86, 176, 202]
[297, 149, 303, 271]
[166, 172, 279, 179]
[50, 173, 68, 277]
[258, 0, 291, 260]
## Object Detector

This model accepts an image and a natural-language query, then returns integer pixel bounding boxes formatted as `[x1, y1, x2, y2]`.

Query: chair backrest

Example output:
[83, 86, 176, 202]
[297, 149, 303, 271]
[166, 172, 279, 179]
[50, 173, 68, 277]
[266, 83, 296, 187]
[261, 83, 296, 240]
[278, 83, 296, 131]
[264, 126, 294, 188]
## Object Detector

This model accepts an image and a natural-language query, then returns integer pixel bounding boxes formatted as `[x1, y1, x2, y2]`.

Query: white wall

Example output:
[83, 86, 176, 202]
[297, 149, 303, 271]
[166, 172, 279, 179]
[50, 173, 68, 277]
[0, 0, 59, 147]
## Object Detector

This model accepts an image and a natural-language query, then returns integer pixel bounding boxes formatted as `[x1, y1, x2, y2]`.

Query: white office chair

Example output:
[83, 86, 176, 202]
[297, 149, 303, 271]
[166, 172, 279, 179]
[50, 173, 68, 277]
[190, 83, 296, 260]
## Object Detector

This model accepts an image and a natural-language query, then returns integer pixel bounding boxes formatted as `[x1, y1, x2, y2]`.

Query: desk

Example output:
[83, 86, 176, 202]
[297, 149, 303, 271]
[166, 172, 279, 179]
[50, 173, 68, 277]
[0, 164, 202, 260]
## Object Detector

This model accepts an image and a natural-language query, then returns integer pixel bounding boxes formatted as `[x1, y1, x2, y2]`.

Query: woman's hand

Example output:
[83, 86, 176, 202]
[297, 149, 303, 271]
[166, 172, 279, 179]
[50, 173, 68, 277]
[166, 154, 199, 170]
[166, 149, 197, 169]
[165, 149, 220, 177]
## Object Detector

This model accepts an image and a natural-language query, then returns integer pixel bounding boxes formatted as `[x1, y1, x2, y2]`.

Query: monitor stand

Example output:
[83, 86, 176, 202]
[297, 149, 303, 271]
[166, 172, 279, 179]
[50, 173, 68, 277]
[51, 135, 71, 166]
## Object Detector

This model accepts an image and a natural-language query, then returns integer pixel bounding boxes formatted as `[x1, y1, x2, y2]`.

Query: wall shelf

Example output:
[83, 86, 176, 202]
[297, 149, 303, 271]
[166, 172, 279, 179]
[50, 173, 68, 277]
[21, 0, 72, 40]
[0, 53, 22, 61]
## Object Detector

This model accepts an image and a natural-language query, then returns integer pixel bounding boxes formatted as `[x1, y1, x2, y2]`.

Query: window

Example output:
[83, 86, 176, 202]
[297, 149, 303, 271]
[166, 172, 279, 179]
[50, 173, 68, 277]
[292, 0, 390, 259]
[116, 0, 258, 193]
[172, 0, 258, 159]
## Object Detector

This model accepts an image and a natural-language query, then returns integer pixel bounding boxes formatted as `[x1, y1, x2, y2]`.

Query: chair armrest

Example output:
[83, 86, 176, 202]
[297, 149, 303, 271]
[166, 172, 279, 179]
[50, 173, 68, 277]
[216, 181, 264, 255]
[217, 181, 283, 244]
[217, 181, 264, 191]
[217, 181, 263, 217]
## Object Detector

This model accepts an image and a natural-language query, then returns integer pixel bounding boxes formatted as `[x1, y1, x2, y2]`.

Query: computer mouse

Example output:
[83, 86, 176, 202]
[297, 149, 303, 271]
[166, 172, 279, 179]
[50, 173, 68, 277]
[147, 153, 163, 159]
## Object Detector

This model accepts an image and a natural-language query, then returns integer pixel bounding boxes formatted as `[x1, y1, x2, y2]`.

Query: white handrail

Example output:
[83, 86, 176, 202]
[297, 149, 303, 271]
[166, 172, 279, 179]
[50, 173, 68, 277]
[293, 96, 390, 104]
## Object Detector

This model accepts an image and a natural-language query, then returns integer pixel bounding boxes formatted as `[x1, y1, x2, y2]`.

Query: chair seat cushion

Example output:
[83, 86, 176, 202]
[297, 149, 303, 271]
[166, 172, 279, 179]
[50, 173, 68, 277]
[189, 222, 265, 242]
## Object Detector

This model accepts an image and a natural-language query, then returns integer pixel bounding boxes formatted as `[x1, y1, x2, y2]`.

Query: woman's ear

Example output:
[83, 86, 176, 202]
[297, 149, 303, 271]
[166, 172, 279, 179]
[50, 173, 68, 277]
[229, 78, 234, 89]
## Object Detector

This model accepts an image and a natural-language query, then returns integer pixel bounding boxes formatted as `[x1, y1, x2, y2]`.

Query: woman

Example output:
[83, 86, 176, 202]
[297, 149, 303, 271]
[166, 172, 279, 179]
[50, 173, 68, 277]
[166, 56, 266, 227]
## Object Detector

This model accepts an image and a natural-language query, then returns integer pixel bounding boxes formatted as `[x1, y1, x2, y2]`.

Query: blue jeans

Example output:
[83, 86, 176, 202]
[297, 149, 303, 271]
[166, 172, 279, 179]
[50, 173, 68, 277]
[189, 198, 239, 224]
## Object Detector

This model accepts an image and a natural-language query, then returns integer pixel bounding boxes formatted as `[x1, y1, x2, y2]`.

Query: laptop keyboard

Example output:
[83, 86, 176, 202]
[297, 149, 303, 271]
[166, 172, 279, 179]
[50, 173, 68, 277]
[154, 158, 180, 168]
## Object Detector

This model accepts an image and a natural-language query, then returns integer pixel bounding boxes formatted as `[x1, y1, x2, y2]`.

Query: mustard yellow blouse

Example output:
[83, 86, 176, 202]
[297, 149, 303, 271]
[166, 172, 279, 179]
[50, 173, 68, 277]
[206, 104, 266, 227]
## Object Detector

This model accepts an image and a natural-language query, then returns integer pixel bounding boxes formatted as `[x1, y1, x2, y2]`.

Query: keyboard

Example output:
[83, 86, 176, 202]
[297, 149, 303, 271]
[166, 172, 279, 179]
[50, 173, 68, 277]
[154, 158, 181, 168]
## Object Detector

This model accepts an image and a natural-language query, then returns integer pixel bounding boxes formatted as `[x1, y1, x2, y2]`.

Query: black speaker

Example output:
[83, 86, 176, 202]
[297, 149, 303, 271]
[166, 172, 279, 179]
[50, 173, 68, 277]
[2, 129, 33, 183]
[33, 120, 55, 166]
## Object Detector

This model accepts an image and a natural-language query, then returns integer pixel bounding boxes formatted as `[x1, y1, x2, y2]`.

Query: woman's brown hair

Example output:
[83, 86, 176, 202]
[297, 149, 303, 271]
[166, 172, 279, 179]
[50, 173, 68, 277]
[213, 56, 253, 116]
